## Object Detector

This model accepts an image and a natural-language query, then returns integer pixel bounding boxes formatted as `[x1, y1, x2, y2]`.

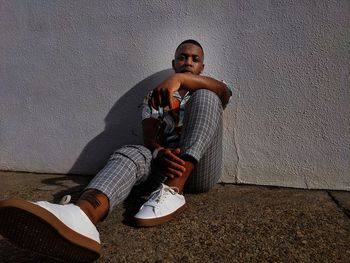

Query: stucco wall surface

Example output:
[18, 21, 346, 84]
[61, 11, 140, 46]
[0, 0, 349, 190]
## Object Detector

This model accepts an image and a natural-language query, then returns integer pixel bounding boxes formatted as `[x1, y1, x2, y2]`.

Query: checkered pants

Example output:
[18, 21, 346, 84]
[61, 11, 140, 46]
[86, 89, 223, 211]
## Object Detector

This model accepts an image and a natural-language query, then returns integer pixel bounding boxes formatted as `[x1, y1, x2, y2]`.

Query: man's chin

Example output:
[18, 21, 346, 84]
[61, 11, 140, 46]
[179, 70, 194, 74]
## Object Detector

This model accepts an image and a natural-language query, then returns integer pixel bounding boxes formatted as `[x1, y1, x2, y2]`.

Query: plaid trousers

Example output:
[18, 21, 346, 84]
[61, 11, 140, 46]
[86, 89, 223, 211]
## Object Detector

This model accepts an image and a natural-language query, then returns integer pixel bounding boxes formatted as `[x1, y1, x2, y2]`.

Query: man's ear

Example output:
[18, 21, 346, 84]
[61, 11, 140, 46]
[172, 60, 175, 70]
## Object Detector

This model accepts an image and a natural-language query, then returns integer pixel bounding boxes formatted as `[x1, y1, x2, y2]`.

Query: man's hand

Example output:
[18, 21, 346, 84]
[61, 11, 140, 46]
[156, 148, 186, 178]
[151, 75, 182, 110]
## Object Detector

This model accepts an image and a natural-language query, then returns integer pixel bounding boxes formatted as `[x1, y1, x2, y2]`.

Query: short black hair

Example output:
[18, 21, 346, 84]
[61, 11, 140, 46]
[175, 39, 204, 59]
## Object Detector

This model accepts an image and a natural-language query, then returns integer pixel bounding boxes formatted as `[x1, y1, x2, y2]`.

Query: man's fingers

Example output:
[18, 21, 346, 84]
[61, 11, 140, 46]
[166, 152, 186, 166]
[166, 92, 174, 110]
[151, 88, 173, 110]
[160, 89, 167, 108]
[151, 89, 164, 110]
[164, 167, 183, 178]
[158, 89, 164, 108]
[160, 149, 185, 166]
[164, 173, 174, 179]
[151, 90, 159, 109]
[157, 149, 186, 178]
[163, 158, 186, 173]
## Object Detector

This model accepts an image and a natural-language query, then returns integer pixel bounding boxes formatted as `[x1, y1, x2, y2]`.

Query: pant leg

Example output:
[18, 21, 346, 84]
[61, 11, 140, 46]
[180, 89, 223, 193]
[85, 145, 152, 211]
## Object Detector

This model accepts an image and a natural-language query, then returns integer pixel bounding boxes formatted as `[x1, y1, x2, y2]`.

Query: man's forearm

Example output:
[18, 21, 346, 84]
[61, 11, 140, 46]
[177, 73, 231, 105]
[142, 118, 164, 152]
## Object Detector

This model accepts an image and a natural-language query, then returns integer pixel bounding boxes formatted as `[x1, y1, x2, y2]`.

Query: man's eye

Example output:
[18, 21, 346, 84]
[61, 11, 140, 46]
[193, 56, 200, 62]
[177, 55, 186, 61]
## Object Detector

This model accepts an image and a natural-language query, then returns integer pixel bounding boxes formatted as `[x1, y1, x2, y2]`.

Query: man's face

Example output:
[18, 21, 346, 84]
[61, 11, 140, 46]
[172, 43, 204, 75]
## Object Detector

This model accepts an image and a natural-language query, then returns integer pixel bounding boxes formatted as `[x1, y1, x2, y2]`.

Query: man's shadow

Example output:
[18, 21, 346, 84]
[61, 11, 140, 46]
[41, 69, 173, 213]
[69, 69, 173, 176]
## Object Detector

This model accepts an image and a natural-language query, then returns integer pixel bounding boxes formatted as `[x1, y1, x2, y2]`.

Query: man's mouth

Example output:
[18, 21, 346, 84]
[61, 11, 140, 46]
[181, 68, 193, 74]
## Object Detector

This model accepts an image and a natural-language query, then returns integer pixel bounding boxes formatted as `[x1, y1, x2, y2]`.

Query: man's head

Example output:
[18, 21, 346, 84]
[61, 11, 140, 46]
[172, 39, 205, 75]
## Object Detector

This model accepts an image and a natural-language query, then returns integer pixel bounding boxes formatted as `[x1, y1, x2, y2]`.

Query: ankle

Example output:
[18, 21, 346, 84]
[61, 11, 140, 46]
[165, 161, 194, 192]
[76, 189, 109, 225]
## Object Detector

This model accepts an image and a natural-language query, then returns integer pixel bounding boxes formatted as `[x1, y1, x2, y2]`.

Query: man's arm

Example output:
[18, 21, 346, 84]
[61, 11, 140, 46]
[142, 118, 163, 152]
[151, 73, 231, 110]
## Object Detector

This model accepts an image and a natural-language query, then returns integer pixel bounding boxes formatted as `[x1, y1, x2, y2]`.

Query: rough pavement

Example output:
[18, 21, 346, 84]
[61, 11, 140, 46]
[0, 171, 349, 263]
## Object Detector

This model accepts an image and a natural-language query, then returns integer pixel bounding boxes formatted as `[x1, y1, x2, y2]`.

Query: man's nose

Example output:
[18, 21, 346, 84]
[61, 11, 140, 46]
[184, 57, 193, 66]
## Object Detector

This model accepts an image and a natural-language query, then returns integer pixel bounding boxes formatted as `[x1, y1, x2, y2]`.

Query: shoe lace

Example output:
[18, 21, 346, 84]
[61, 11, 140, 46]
[148, 184, 179, 204]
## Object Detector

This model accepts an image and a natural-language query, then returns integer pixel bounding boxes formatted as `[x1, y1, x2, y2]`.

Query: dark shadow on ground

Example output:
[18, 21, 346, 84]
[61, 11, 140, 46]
[40, 175, 93, 204]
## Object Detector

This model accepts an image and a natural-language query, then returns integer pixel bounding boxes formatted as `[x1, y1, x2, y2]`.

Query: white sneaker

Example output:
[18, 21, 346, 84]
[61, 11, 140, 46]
[0, 198, 101, 262]
[133, 184, 186, 227]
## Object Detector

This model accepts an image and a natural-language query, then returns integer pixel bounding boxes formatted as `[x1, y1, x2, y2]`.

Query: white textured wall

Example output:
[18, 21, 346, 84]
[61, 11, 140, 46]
[0, 0, 349, 190]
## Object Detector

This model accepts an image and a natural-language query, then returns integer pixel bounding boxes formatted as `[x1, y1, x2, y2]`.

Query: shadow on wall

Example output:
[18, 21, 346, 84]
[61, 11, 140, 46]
[68, 69, 173, 175]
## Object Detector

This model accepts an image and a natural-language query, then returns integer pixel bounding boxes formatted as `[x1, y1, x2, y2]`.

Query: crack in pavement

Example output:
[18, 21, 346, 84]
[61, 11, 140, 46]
[327, 191, 350, 220]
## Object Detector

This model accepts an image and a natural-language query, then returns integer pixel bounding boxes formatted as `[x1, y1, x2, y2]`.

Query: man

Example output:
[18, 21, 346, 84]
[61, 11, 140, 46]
[0, 39, 232, 262]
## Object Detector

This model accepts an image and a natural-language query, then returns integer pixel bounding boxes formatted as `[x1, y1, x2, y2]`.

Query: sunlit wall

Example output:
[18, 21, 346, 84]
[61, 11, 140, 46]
[1, 0, 349, 190]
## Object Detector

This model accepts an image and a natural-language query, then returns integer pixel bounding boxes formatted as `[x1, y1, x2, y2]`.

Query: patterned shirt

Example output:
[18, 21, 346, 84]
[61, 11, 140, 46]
[142, 81, 233, 147]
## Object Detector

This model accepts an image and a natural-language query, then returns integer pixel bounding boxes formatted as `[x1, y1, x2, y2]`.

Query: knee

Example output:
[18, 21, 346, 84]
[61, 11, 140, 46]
[190, 89, 222, 108]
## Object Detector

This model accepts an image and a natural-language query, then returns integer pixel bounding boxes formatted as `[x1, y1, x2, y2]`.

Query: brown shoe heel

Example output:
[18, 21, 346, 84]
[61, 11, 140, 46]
[0, 199, 100, 262]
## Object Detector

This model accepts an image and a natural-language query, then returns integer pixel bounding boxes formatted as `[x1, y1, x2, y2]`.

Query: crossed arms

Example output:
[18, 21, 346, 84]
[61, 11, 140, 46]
[142, 73, 231, 178]
[149, 73, 231, 110]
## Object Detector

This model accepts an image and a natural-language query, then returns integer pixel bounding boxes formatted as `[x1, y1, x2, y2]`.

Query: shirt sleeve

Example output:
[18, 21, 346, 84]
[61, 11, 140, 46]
[141, 90, 161, 120]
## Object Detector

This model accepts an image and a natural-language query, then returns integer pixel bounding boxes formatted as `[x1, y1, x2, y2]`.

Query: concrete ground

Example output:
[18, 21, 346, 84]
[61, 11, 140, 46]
[0, 171, 349, 263]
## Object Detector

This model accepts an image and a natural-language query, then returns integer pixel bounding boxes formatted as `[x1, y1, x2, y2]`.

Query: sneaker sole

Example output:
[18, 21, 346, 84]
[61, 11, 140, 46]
[0, 198, 100, 262]
[133, 203, 186, 227]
